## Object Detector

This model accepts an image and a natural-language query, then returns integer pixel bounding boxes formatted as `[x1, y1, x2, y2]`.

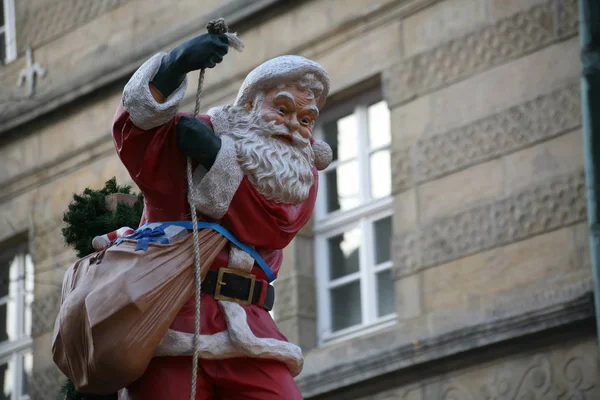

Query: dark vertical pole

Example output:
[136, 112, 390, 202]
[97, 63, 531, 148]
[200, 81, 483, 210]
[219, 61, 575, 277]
[579, 0, 600, 345]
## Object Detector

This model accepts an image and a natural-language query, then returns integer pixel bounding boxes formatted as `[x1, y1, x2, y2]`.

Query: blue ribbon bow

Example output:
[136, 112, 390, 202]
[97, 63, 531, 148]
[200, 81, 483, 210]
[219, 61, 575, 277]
[124, 224, 170, 251]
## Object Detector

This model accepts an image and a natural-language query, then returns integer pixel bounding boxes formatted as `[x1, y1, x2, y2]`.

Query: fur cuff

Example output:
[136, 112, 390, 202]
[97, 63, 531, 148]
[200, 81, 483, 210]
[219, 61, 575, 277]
[122, 53, 188, 130]
[189, 135, 244, 219]
[153, 301, 304, 376]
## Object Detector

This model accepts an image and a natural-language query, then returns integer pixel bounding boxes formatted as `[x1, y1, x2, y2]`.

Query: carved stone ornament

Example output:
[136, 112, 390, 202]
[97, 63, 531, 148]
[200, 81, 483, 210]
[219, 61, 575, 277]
[393, 82, 581, 194]
[393, 169, 587, 278]
[16, 47, 47, 97]
[384, 0, 578, 108]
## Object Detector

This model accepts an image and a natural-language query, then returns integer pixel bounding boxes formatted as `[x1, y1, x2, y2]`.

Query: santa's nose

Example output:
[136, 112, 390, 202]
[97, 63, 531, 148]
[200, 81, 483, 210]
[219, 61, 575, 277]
[286, 114, 300, 131]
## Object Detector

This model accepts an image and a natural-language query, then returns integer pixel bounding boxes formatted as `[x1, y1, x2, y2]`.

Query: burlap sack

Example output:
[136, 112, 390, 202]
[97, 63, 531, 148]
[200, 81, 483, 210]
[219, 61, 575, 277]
[52, 230, 227, 394]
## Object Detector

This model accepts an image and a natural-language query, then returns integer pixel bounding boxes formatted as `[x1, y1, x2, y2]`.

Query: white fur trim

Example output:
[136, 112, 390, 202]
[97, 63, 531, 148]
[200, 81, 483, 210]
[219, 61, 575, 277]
[221, 301, 303, 376]
[207, 105, 233, 137]
[122, 53, 188, 130]
[153, 301, 304, 376]
[312, 139, 332, 171]
[153, 329, 238, 359]
[234, 55, 330, 109]
[227, 245, 255, 272]
[189, 135, 244, 219]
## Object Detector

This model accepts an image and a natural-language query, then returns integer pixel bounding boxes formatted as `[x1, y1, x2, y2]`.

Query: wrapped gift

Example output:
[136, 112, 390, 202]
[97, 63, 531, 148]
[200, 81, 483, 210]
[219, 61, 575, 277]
[120, 223, 190, 251]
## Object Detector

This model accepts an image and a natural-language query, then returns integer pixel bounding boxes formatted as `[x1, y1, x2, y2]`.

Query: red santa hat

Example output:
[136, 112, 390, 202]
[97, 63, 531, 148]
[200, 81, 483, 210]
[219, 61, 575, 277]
[235, 55, 333, 171]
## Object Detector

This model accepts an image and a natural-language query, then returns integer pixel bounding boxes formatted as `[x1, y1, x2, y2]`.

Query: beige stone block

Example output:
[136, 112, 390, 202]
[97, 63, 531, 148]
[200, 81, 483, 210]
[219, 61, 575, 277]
[427, 38, 580, 136]
[573, 222, 592, 272]
[33, 332, 55, 369]
[280, 244, 295, 281]
[502, 130, 584, 195]
[423, 227, 575, 311]
[394, 273, 422, 320]
[488, 0, 549, 21]
[0, 191, 33, 245]
[316, 20, 402, 95]
[403, 0, 487, 57]
[418, 159, 504, 221]
[328, 0, 397, 25]
[393, 188, 418, 231]
[131, 0, 223, 48]
[390, 95, 431, 150]
[0, 90, 120, 187]
[0, 133, 40, 186]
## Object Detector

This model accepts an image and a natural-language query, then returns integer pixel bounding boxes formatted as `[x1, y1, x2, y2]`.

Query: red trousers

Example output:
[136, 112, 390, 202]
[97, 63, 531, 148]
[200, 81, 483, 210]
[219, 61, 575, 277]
[125, 356, 303, 399]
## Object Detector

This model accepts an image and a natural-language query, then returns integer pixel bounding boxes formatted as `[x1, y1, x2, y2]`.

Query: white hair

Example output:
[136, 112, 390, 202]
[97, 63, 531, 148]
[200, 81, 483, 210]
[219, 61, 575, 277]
[224, 89, 316, 205]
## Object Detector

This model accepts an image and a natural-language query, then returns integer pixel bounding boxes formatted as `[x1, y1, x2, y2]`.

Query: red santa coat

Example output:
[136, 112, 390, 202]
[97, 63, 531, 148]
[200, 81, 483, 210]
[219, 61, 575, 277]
[111, 52, 316, 376]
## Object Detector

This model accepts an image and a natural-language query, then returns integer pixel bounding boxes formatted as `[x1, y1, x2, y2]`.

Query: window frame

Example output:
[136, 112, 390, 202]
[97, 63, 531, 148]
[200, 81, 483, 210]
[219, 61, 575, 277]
[313, 88, 396, 346]
[0, 243, 33, 400]
[1, 0, 17, 64]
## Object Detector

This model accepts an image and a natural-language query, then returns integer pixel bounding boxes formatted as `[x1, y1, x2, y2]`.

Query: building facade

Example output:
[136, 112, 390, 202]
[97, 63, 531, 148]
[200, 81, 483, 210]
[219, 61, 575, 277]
[0, 0, 596, 399]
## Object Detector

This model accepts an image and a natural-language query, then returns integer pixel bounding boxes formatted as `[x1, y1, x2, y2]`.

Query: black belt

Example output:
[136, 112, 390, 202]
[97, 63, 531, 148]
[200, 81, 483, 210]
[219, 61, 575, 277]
[201, 268, 275, 311]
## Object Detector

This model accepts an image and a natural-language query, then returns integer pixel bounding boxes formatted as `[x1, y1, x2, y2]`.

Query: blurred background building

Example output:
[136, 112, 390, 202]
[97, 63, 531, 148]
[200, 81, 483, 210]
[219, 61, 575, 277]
[0, 0, 597, 399]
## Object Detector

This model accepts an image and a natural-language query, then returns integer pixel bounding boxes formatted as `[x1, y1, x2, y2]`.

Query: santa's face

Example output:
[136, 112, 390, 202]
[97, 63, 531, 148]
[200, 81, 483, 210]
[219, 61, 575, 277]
[254, 84, 319, 144]
[224, 84, 318, 205]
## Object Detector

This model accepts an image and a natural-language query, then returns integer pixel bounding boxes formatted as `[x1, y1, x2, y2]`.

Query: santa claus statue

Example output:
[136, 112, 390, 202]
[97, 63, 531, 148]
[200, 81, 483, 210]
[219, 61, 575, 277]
[109, 31, 331, 399]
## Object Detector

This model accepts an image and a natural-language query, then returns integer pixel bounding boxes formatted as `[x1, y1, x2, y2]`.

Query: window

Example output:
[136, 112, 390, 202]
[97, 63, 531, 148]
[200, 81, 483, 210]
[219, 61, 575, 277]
[314, 89, 395, 344]
[0, 243, 33, 400]
[0, 0, 17, 64]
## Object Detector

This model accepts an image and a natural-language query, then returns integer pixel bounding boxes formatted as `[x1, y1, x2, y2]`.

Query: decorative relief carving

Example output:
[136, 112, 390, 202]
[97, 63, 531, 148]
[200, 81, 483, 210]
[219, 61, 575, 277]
[385, 1, 577, 107]
[31, 289, 61, 337]
[420, 204, 495, 268]
[393, 170, 586, 278]
[440, 380, 476, 400]
[493, 170, 586, 245]
[30, 365, 64, 400]
[479, 346, 598, 400]
[392, 147, 413, 194]
[557, 0, 579, 39]
[413, 83, 581, 183]
[18, 0, 129, 53]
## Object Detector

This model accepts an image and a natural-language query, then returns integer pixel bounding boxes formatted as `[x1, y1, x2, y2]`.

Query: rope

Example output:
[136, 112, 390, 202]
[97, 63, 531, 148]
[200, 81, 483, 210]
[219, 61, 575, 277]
[187, 18, 243, 400]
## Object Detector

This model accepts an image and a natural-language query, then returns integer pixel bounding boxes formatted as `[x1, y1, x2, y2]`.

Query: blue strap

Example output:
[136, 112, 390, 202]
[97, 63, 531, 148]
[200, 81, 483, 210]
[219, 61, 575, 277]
[117, 221, 275, 282]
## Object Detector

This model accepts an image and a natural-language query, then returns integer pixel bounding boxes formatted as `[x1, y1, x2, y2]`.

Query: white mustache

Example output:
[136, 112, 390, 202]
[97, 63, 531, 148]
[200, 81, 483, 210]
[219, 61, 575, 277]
[260, 121, 310, 148]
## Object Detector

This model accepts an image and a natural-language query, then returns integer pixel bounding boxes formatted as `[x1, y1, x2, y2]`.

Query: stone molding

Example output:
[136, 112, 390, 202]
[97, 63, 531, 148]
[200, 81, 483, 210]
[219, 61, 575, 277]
[297, 284, 594, 398]
[392, 82, 581, 194]
[392, 82, 581, 192]
[17, 0, 129, 54]
[29, 364, 64, 400]
[393, 169, 586, 278]
[0, 133, 114, 206]
[384, 0, 579, 109]
[31, 288, 61, 338]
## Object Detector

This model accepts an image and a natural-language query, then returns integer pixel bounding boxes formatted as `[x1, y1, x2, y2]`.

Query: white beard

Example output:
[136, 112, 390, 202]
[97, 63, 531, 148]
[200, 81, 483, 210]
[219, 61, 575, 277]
[226, 105, 315, 205]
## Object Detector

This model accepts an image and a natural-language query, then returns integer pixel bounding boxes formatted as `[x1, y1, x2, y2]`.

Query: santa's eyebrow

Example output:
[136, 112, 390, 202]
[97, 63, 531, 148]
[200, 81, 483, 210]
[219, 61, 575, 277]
[302, 105, 319, 117]
[275, 91, 295, 103]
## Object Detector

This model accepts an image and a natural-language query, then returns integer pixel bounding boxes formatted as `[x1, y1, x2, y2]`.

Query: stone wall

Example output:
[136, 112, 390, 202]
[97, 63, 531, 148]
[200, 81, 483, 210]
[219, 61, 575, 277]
[0, 0, 593, 398]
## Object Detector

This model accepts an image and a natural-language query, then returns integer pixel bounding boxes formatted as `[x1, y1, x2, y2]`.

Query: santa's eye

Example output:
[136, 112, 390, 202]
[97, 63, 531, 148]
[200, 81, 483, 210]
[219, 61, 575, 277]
[301, 117, 311, 125]
[277, 107, 287, 115]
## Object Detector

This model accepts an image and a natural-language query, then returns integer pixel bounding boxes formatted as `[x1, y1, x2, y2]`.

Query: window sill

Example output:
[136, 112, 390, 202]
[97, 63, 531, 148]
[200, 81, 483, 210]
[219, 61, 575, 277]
[319, 314, 398, 347]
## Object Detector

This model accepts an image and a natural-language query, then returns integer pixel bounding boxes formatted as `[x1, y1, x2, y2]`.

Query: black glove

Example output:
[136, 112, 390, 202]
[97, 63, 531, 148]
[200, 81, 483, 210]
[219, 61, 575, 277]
[151, 33, 229, 98]
[176, 116, 222, 170]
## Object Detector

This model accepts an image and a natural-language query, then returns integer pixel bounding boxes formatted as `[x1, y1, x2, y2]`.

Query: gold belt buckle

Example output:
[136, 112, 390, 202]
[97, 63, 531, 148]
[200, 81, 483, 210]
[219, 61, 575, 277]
[214, 267, 256, 305]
